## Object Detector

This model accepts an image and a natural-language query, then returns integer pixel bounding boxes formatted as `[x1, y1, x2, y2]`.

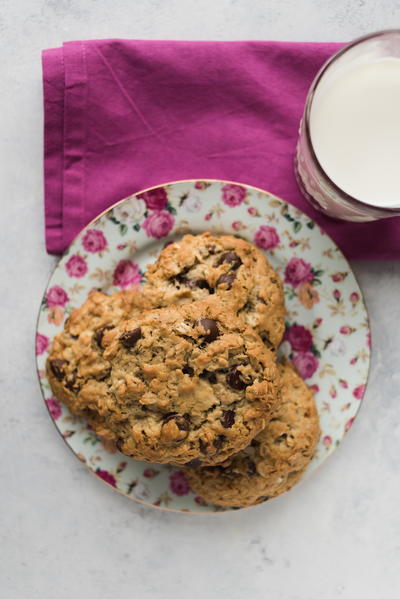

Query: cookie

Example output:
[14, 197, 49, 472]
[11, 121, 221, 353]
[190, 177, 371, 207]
[144, 233, 285, 348]
[185, 363, 320, 507]
[104, 300, 280, 465]
[50, 299, 280, 466]
[46, 287, 151, 438]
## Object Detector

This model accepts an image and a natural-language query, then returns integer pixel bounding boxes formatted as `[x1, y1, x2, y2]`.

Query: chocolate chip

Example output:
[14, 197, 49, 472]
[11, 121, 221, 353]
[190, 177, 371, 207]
[245, 459, 257, 476]
[199, 439, 209, 455]
[221, 410, 235, 428]
[250, 438, 261, 448]
[173, 269, 198, 288]
[199, 435, 224, 456]
[195, 279, 212, 291]
[120, 327, 141, 348]
[164, 412, 178, 422]
[226, 366, 247, 390]
[216, 251, 242, 270]
[198, 318, 219, 343]
[257, 496, 269, 503]
[95, 326, 113, 347]
[207, 244, 217, 254]
[164, 413, 190, 432]
[213, 435, 224, 451]
[185, 458, 202, 468]
[200, 370, 218, 384]
[49, 359, 66, 380]
[182, 365, 194, 376]
[175, 274, 193, 287]
[176, 419, 189, 432]
[260, 332, 273, 349]
[216, 273, 236, 289]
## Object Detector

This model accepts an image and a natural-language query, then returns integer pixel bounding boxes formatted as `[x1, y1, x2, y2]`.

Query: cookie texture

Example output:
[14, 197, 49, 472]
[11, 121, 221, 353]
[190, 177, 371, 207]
[46, 288, 151, 438]
[186, 363, 320, 507]
[50, 300, 280, 466]
[144, 233, 285, 348]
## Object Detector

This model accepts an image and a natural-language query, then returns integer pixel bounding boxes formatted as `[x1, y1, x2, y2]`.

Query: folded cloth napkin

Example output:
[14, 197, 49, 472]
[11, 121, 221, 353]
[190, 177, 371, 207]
[42, 39, 400, 259]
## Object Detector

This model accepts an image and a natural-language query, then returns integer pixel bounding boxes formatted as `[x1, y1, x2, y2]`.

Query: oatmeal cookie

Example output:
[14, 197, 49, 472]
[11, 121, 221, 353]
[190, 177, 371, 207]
[49, 300, 280, 466]
[144, 233, 285, 348]
[102, 301, 280, 465]
[185, 363, 320, 507]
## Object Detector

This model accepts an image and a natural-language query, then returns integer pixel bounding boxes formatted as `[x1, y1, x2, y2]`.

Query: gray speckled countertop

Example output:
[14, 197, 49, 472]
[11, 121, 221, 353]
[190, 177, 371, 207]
[1, 1, 400, 597]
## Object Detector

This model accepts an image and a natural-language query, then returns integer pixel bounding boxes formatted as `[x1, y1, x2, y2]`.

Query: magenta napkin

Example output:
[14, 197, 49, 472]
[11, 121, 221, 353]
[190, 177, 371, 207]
[42, 39, 400, 259]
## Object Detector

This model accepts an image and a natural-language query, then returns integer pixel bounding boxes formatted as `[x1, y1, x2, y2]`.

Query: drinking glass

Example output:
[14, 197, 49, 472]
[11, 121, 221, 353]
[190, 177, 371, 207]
[295, 29, 400, 222]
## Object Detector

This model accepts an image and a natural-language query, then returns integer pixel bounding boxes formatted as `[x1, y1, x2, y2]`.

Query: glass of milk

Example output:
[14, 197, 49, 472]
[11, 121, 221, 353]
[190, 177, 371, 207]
[296, 29, 400, 221]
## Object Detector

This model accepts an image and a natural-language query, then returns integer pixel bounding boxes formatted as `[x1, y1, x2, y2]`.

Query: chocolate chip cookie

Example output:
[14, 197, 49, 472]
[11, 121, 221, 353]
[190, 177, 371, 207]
[103, 300, 280, 465]
[144, 233, 285, 348]
[46, 288, 151, 438]
[50, 299, 280, 466]
[186, 363, 320, 507]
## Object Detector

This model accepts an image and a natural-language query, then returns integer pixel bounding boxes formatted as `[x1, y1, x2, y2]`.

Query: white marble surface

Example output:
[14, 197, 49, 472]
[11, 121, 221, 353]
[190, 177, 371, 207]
[1, 1, 400, 597]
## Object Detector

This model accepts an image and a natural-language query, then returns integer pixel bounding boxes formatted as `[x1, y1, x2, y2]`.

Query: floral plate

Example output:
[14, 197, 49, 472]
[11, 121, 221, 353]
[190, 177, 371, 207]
[36, 180, 370, 513]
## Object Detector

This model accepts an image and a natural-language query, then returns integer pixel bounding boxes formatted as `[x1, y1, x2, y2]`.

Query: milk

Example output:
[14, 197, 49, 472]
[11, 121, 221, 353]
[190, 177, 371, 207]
[310, 58, 400, 208]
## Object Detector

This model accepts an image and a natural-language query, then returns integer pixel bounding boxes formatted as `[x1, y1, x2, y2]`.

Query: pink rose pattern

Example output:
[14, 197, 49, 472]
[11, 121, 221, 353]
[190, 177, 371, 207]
[113, 260, 142, 289]
[254, 225, 280, 251]
[142, 210, 174, 238]
[143, 468, 160, 478]
[46, 398, 62, 420]
[284, 257, 314, 288]
[169, 470, 191, 496]
[231, 220, 243, 231]
[353, 385, 366, 400]
[323, 435, 332, 448]
[82, 229, 107, 253]
[37, 180, 370, 512]
[292, 351, 319, 380]
[284, 324, 319, 379]
[95, 469, 117, 487]
[138, 188, 168, 210]
[45, 285, 69, 307]
[284, 324, 312, 352]
[36, 333, 49, 355]
[65, 254, 88, 278]
[221, 183, 247, 206]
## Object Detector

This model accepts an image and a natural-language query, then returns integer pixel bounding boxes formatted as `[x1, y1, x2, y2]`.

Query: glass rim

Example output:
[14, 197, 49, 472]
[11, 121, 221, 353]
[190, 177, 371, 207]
[303, 28, 400, 214]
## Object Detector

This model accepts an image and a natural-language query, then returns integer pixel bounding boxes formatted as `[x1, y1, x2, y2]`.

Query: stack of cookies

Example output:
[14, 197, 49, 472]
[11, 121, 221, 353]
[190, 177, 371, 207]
[47, 233, 320, 507]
